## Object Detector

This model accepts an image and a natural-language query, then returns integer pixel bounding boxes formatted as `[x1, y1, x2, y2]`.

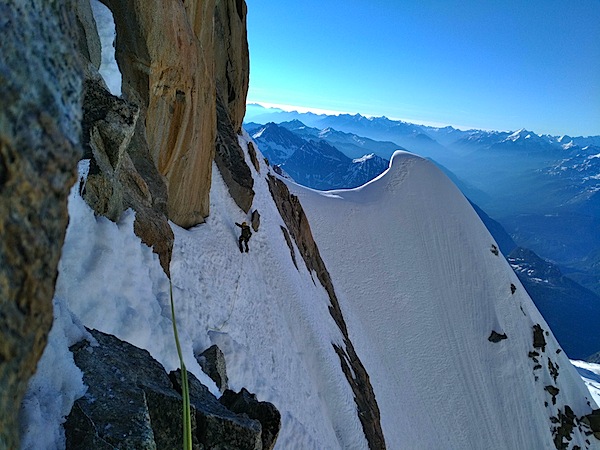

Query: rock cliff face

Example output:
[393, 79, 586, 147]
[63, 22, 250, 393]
[0, 1, 83, 448]
[100, 0, 249, 228]
[1, 0, 250, 446]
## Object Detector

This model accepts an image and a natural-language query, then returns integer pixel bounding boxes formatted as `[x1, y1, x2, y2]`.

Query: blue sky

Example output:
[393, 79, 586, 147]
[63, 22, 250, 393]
[245, 0, 600, 136]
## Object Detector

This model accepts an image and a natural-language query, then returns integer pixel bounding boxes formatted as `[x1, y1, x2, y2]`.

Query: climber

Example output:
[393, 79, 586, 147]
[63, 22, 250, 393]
[235, 221, 252, 253]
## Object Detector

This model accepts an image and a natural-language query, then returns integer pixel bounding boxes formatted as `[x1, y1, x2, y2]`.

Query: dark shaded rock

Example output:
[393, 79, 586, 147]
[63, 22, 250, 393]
[74, 0, 102, 69]
[581, 409, 600, 439]
[66, 329, 270, 450]
[124, 116, 174, 276]
[214, 0, 250, 132]
[545, 385, 560, 405]
[170, 370, 262, 450]
[220, 388, 281, 450]
[548, 358, 559, 383]
[81, 77, 174, 275]
[490, 244, 499, 256]
[280, 226, 298, 269]
[511, 283, 517, 294]
[528, 350, 540, 363]
[215, 96, 255, 213]
[66, 329, 181, 449]
[251, 209, 261, 232]
[551, 406, 577, 450]
[81, 77, 139, 221]
[248, 141, 260, 172]
[267, 174, 386, 450]
[195, 344, 229, 394]
[0, 2, 82, 447]
[533, 324, 547, 352]
[488, 331, 508, 343]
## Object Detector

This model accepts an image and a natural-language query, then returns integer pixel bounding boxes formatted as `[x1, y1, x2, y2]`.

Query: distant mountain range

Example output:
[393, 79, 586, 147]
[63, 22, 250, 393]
[245, 122, 389, 190]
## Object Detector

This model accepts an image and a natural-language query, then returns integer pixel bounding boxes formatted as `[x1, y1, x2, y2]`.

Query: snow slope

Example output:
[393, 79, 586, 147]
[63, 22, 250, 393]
[291, 151, 599, 449]
[20, 139, 599, 449]
[20, 134, 369, 449]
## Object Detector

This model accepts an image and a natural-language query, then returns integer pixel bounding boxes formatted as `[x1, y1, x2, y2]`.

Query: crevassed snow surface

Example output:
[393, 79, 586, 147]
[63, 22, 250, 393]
[20, 140, 599, 449]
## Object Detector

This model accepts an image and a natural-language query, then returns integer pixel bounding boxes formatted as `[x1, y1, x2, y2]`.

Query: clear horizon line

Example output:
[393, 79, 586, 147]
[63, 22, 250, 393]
[247, 101, 600, 137]
[246, 101, 504, 133]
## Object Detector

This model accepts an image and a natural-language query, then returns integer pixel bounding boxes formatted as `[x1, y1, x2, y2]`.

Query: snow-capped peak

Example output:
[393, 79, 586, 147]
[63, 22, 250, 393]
[352, 153, 375, 163]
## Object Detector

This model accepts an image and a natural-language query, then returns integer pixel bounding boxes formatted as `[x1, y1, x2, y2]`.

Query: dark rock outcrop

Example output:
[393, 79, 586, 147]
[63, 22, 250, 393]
[533, 324, 547, 352]
[81, 76, 140, 221]
[582, 409, 600, 439]
[220, 388, 281, 450]
[66, 329, 278, 449]
[248, 141, 261, 172]
[215, 96, 255, 213]
[545, 385, 560, 405]
[280, 226, 298, 269]
[195, 344, 229, 394]
[251, 209, 261, 232]
[488, 331, 508, 343]
[214, 0, 250, 132]
[81, 76, 174, 274]
[74, 0, 102, 70]
[0, 2, 82, 447]
[267, 174, 386, 449]
[551, 405, 577, 450]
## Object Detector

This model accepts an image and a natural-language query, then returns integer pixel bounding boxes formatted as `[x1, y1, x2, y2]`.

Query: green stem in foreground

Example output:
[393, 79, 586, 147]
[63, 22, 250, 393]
[169, 280, 193, 450]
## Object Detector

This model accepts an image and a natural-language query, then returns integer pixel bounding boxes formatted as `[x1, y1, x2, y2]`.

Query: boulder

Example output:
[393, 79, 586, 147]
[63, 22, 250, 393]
[66, 329, 274, 449]
[195, 344, 229, 393]
[220, 388, 281, 450]
[251, 209, 261, 232]
[488, 331, 508, 343]
[0, 1, 82, 447]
